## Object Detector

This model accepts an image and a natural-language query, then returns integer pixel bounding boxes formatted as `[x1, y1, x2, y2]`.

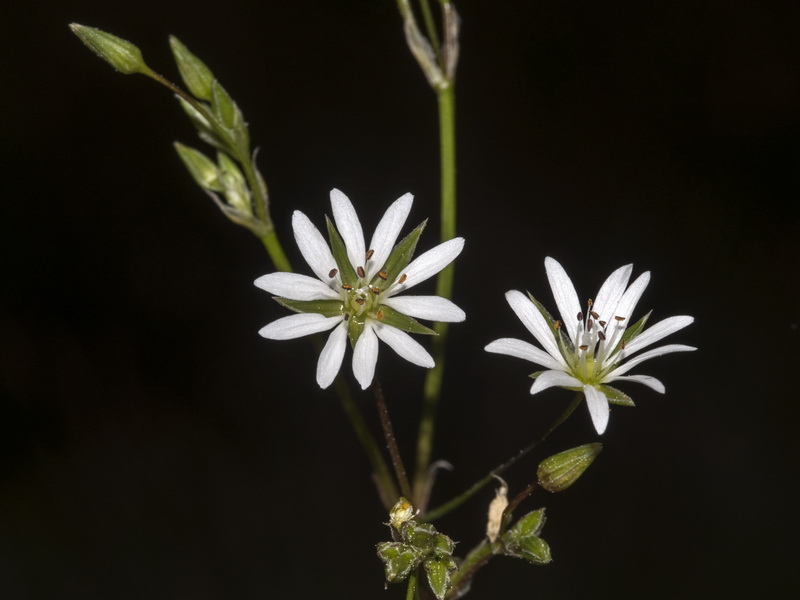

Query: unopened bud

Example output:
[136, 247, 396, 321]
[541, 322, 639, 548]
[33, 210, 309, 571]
[389, 497, 415, 531]
[174, 143, 221, 191]
[537, 443, 603, 493]
[169, 36, 215, 101]
[70, 24, 152, 76]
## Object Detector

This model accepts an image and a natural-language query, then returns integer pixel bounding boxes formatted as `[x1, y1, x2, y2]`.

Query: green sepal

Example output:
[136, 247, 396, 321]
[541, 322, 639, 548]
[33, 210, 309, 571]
[347, 315, 366, 348]
[599, 384, 635, 407]
[211, 80, 237, 129]
[400, 521, 437, 549]
[423, 556, 457, 600]
[70, 24, 152, 76]
[501, 508, 552, 565]
[217, 152, 251, 214]
[174, 142, 222, 191]
[373, 304, 436, 336]
[376, 542, 424, 583]
[508, 508, 546, 538]
[169, 36, 214, 101]
[537, 443, 603, 492]
[274, 297, 343, 317]
[621, 309, 652, 346]
[177, 97, 228, 152]
[516, 535, 552, 565]
[370, 220, 427, 288]
[325, 216, 358, 286]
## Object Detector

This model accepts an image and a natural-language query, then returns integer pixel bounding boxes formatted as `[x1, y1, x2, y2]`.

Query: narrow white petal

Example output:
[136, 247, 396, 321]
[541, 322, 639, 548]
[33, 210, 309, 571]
[485, 338, 567, 371]
[316, 321, 348, 389]
[292, 211, 338, 282]
[505, 290, 562, 361]
[254, 272, 339, 300]
[530, 370, 582, 394]
[383, 295, 465, 322]
[366, 193, 413, 280]
[544, 257, 582, 343]
[609, 374, 665, 393]
[598, 271, 651, 362]
[388, 237, 464, 295]
[352, 324, 379, 390]
[584, 385, 610, 434]
[610, 344, 697, 376]
[623, 315, 694, 356]
[593, 264, 632, 324]
[330, 189, 366, 271]
[374, 323, 434, 368]
[258, 313, 341, 340]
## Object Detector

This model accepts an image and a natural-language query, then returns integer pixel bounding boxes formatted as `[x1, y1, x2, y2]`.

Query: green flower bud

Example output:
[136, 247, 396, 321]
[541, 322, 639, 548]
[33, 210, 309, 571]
[501, 508, 552, 566]
[70, 24, 152, 76]
[174, 143, 222, 192]
[169, 36, 215, 101]
[376, 542, 424, 582]
[217, 152, 251, 215]
[537, 443, 603, 493]
[389, 497, 415, 531]
[424, 556, 457, 600]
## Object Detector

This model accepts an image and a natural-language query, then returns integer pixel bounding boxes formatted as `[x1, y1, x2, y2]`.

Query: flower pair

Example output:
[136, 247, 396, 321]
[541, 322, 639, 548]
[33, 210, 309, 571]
[255, 190, 694, 434]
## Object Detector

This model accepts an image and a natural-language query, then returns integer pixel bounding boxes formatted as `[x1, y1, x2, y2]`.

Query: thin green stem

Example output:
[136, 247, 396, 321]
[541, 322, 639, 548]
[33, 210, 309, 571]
[259, 231, 292, 272]
[446, 540, 493, 599]
[423, 393, 584, 522]
[413, 83, 456, 510]
[375, 381, 413, 500]
[417, 0, 443, 66]
[406, 569, 418, 600]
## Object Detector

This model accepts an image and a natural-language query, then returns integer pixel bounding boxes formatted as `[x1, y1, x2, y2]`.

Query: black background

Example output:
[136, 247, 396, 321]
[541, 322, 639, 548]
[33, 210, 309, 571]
[2, 1, 798, 598]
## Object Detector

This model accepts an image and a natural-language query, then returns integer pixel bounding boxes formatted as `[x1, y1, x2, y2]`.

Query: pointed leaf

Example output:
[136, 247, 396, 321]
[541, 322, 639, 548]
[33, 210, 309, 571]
[599, 384, 635, 406]
[370, 220, 426, 288]
[326, 216, 358, 286]
[274, 297, 343, 317]
[373, 304, 436, 335]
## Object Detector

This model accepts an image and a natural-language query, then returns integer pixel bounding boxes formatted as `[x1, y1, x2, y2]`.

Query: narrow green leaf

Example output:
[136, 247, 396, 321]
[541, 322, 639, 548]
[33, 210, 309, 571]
[169, 36, 214, 101]
[374, 305, 436, 335]
[325, 216, 358, 286]
[370, 220, 427, 288]
[274, 297, 343, 317]
[174, 142, 222, 191]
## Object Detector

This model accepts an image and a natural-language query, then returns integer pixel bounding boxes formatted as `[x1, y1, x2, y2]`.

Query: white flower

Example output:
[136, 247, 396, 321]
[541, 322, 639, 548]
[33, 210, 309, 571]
[255, 189, 465, 390]
[485, 257, 695, 435]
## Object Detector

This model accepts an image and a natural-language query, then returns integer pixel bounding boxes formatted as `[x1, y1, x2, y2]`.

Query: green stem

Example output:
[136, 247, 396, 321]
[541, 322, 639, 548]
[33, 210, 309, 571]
[446, 540, 493, 599]
[375, 381, 413, 500]
[406, 569, 419, 600]
[413, 83, 456, 510]
[259, 230, 292, 272]
[417, 0, 443, 66]
[423, 392, 583, 522]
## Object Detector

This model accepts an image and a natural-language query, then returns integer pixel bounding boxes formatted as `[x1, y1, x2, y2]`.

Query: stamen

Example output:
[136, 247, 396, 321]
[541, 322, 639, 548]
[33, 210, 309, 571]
[328, 268, 338, 278]
[365, 249, 374, 260]
[587, 298, 593, 307]
[398, 273, 408, 284]
[554, 320, 561, 330]
[355, 298, 366, 305]
[357, 266, 366, 278]
[371, 287, 381, 294]
[599, 320, 607, 327]
[614, 316, 625, 322]
[342, 284, 353, 290]
[590, 311, 600, 320]
[598, 330, 606, 341]
[376, 310, 384, 320]
[620, 340, 626, 349]
[344, 313, 350, 321]
[579, 344, 588, 351]
[378, 271, 388, 280]
[588, 319, 594, 331]
[577, 311, 584, 322]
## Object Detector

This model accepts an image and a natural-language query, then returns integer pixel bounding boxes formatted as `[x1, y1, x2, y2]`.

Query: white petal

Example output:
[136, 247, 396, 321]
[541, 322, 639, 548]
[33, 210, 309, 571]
[330, 189, 366, 272]
[593, 264, 632, 324]
[254, 272, 339, 300]
[544, 257, 582, 344]
[352, 323, 379, 390]
[609, 374, 665, 393]
[374, 323, 434, 368]
[258, 313, 342, 340]
[383, 295, 465, 322]
[530, 370, 582, 394]
[610, 344, 697, 376]
[292, 211, 337, 282]
[484, 338, 566, 371]
[388, 237, 464, 295]
[366, 193, 413, 280]
[505, 290, 562, 362]
[584, 385, 610, 434]
[623, 315, 694, 356]
[597, 271, 651, 362]
[316, 321, 348, 388]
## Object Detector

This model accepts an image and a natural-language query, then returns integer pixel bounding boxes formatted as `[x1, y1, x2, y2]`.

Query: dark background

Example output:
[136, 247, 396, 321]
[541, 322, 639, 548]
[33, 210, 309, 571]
[2, 1, 798, 598]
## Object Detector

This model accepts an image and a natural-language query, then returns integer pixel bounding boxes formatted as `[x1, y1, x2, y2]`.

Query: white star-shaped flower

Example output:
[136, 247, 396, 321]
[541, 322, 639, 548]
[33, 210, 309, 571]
[255, 189, 465, 390]
[485, 257, 695, 434]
